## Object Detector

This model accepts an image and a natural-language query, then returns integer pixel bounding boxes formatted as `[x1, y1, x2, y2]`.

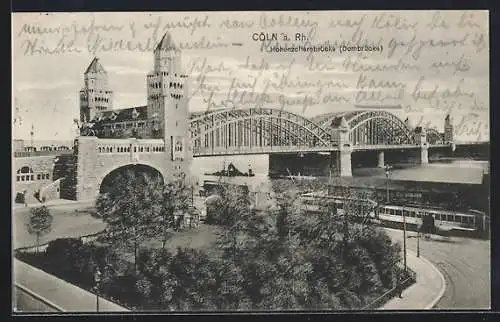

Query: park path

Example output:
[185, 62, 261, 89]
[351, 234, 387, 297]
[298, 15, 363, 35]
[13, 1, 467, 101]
[13, 258, 130, 312]
[381, 250, 445, 310]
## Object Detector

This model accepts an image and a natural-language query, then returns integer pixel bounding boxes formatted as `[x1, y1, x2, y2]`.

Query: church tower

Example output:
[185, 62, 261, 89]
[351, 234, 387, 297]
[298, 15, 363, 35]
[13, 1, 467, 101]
[146, 32, 192, 179]
[79, 57, 113, 123]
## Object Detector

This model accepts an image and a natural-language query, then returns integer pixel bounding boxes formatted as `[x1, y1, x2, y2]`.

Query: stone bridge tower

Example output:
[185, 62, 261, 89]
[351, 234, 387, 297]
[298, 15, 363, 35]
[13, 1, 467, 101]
[79, 57, 113, 123]
[330, 117, 352, 177]
[74, 33, 193, 200]
[146, 32, 193, 179]
[415, 126, 429, 164]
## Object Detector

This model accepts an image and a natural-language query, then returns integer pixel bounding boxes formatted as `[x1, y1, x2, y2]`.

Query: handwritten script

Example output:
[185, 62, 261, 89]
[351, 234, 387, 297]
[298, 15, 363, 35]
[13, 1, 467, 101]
[13, 11, 489, 141]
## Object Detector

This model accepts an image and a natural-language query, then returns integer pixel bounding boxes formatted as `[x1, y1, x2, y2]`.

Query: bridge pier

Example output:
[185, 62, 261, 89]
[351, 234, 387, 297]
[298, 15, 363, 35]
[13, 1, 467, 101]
[420, 146, 429, 164]
[330, 150, 352, 177]
[377, 151, 385, 168]
[415, 127, 429, 165]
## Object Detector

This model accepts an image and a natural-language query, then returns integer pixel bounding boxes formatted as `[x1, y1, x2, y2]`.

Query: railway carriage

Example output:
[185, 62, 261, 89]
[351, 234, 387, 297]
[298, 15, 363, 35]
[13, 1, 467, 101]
[300, 193, 488, 234]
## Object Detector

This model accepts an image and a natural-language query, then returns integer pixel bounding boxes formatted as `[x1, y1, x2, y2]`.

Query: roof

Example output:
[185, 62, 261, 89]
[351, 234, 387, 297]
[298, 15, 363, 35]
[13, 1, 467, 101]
[155, 32, 176, 51]
[389, 165, 485, 185]
[91, 106, 148, 124]
[331, 116, 349, 129]
[85, 57, 106, 74]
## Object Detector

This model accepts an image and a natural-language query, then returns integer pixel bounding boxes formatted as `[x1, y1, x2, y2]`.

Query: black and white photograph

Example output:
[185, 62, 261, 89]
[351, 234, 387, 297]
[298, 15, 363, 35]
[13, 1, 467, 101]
[12, 10, 490, 312]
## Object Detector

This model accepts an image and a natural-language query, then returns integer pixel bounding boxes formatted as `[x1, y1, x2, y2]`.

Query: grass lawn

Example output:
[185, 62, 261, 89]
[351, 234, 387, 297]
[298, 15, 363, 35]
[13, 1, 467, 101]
[13, 198, 221, 261]
[13, 204, 107, 249]
[112, 223, 223, 263]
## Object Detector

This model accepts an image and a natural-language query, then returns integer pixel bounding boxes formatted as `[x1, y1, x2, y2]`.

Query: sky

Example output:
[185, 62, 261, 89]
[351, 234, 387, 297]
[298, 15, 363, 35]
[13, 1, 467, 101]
[12, 11, 489, 142]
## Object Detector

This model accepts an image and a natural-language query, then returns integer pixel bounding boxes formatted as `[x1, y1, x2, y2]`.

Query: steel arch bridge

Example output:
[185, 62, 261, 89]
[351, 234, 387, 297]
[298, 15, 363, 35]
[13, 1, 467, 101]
[310, 110, 415, 145]
[188, 108, 438, 156]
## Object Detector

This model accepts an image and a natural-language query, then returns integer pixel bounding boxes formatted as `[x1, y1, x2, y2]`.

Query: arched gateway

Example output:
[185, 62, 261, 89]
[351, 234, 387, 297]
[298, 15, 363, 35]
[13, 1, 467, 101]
[74, 32, 192, 200]
[99, 164, 164, 194]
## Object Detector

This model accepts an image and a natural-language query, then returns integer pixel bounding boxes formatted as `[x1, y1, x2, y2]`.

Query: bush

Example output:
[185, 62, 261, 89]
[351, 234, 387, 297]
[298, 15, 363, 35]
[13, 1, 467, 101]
[15, 192, 25, 204]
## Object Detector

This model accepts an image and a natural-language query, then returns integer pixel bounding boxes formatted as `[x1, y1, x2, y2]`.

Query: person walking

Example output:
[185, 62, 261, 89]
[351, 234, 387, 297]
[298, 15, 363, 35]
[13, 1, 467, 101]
[396, 274, 403, 298]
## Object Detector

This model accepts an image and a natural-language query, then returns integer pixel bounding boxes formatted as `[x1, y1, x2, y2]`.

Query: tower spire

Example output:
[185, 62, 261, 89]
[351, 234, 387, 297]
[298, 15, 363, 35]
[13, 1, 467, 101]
[85, 57, 106, 74]
[155, 32, 177, 51]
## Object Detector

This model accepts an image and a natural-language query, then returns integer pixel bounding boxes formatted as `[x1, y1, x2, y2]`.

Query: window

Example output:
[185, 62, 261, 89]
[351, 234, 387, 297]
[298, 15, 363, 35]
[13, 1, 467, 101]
[17, 167, 34, 183]
[37, 174, 41, 180]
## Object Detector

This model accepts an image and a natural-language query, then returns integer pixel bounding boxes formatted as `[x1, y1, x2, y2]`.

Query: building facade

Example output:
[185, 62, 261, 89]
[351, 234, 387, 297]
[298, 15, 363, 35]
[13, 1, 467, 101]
[73, 32, 193, 200]
[13, 32, 193, 203]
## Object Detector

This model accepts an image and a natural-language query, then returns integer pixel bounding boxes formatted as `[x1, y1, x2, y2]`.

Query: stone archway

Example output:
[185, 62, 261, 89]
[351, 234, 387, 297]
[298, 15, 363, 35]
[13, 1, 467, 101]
[99, 164, 164, 194]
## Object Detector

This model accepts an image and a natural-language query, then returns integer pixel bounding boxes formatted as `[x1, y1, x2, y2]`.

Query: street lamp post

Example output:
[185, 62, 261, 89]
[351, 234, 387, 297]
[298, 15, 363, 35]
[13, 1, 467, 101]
[386, 165, 406, 271]
[384, 164, 393, 203]
[191, 184, 194, 206]
[417, 225, 420, 258]
[94, 268, 102, 312]
[403, 207, 407, 272]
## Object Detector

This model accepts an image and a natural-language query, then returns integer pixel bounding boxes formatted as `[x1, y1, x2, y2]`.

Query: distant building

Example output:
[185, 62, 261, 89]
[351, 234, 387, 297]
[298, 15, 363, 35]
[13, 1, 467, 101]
[13, 139, 24, 152]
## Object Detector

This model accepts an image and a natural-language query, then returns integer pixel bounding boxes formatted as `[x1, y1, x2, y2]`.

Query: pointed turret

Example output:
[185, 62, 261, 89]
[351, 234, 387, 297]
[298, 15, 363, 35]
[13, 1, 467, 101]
[80, 57, 113, 123]
[152, 32, 182, 73]
[85, 57, 106, 74]
[331, 116, 350, 132]
[155, 32, 177, 52]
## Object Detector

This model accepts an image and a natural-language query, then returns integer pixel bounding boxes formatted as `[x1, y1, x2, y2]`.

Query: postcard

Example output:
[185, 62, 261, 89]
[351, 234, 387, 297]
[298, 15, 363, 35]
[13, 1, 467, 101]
[12, 10, 490, 312]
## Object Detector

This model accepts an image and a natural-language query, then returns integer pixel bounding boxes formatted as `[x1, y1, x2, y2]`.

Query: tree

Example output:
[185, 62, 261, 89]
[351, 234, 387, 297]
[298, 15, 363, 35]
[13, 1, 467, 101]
[91, 177, 406, 311]
[26, 206, 53, 253]
[160, 178, 192, 245]
[95, 170, 161, 273]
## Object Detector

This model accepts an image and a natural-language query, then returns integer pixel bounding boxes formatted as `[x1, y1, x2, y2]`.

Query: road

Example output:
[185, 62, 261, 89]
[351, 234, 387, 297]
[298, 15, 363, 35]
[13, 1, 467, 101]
[383, 228, 490, 309]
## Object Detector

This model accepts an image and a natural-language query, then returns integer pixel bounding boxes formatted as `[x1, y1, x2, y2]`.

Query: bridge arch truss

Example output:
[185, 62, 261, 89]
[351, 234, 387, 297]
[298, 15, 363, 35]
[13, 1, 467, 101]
[312, 110, 416, 146]
[188, 108, 434, 155]
[189, 108, 332, 155]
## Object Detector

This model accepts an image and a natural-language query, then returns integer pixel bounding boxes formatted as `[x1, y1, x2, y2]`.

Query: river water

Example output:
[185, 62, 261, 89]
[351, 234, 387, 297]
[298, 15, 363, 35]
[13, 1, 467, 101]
[189, 155, 489, 195]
